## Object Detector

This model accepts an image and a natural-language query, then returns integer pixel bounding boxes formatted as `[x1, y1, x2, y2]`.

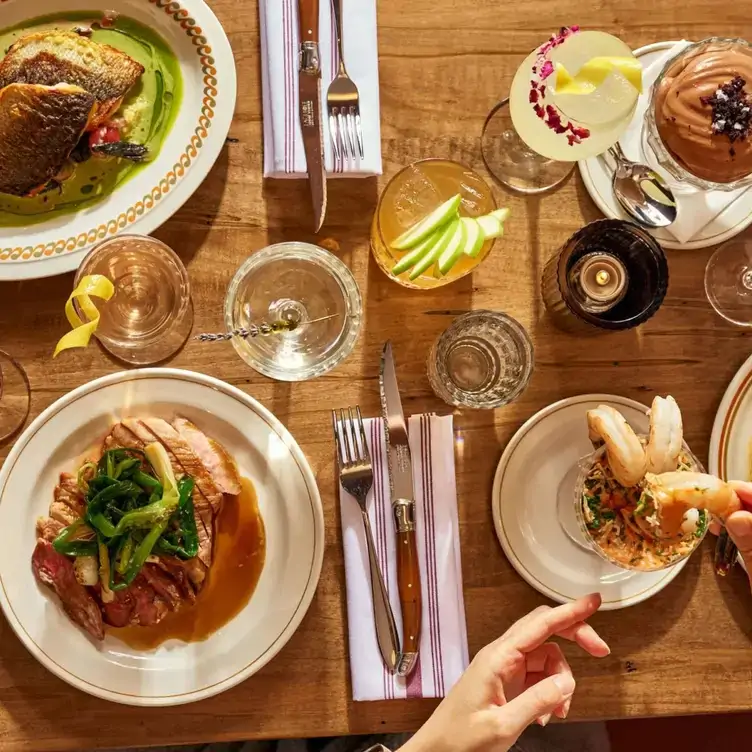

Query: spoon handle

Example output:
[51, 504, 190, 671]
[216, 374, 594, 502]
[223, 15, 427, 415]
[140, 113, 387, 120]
[609, 142, 627, 163]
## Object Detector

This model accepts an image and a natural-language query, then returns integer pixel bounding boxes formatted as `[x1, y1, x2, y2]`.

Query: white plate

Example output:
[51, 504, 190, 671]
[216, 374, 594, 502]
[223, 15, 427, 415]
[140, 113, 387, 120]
[0, 0, 236, 280]
[492, 394, 689, 610]
[578, 41, 752, 251]
[709, 353, 752, 570]
[0, 369, 324, 706]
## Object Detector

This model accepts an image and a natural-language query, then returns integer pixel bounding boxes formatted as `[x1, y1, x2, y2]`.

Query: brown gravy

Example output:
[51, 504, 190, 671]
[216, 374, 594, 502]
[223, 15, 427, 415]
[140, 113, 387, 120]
[111, 477, 266, 649]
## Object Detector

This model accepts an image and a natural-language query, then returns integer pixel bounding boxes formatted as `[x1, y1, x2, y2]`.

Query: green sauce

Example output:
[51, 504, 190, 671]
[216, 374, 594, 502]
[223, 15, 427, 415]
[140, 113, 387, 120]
[0, 12, 183, 227]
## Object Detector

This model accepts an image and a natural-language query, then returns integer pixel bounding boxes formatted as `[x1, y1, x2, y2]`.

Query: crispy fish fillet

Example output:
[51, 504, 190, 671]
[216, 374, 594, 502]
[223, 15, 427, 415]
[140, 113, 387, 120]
[0, 82, 95, 197]
[0, 30, 144, 128]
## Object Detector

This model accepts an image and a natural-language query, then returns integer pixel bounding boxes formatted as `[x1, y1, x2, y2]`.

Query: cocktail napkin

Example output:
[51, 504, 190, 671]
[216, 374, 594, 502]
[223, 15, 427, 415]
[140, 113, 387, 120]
[338, 415, 469, 701]
[619, 41, 752, 244]
[259, 0, 382, 178]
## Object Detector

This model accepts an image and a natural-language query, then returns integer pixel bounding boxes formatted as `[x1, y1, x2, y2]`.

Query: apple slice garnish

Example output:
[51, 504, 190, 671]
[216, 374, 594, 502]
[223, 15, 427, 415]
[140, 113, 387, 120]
[409, 219, 458, 280]
[476, 214, 503, 240]
[392, 227, 443, 276]
[390, 194, 462, 250]
[437, 220, 469, 275]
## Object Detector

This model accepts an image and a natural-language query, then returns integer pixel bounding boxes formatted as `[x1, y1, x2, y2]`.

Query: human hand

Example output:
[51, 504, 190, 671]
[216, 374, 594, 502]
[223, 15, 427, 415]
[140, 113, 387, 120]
[400, 593, 610, 752]
[717, 481, 752, 584]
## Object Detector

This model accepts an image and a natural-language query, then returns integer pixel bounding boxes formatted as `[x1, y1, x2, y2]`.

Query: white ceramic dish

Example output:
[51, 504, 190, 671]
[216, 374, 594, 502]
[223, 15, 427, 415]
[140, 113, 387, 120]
[0, 369, 324, 706]
[492, 394, 690, 610]
[579, 41, 752, 251]
[0, 0, 236, 280]
[709, 353, 752, 570]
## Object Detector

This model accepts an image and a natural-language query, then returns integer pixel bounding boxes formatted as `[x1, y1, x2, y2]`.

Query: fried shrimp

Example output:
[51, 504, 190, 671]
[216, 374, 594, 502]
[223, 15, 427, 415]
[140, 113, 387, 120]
[586, 405, 647, 487]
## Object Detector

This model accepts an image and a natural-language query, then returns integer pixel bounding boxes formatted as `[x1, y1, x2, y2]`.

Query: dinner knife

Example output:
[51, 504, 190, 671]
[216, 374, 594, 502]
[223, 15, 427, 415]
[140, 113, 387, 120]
[380, 341, 422, 677]
[297, 0, 328, 231]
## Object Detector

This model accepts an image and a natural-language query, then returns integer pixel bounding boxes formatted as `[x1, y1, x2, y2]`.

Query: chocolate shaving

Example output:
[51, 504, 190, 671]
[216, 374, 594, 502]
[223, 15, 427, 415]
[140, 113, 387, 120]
[700, 75, 752, 143]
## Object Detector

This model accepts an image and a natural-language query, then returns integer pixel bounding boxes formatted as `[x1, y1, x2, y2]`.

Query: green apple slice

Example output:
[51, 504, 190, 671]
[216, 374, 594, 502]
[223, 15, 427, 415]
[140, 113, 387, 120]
[409, 219, 457, 280]
[391, 227, 443, 276]
[437, 219, 468, 275]
[390, 194, 462, 250]
[461, 217, 485, 259]
[490, 207, 511, 224]
[476, 214, 504, 240]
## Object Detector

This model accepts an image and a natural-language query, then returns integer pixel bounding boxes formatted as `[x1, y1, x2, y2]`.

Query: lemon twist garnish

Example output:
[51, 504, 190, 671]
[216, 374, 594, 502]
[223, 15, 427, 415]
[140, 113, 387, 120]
[53, 274, 115, 357]
[554, 57, 643, 95]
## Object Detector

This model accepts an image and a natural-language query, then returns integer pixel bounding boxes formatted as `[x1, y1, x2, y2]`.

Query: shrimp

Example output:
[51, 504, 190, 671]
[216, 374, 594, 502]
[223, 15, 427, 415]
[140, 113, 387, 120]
[644, 471, 742, 537]
[586, 405, 647, 487]
[645, 396, 683, 474]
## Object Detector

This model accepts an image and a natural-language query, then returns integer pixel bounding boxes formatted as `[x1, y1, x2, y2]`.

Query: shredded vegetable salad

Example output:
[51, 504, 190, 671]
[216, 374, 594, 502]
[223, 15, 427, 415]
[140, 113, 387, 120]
[581, 451, 708, 571]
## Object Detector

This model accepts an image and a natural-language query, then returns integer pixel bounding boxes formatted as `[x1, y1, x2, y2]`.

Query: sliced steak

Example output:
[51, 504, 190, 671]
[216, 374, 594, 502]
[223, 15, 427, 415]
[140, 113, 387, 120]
[101, 586, 135, 627]
[56, 473, 86, 516]
[123, 418, 215, 568]
[142, 564, 183, 610]
[49, 499, 80, 526]
[153, 555, 200, 601]
[32, 539, 104, 640]
[129, 576, 168, 626]
[173, 416, 242, 495]
[36, 516, 64, 543]
[102, 422, 144, 453]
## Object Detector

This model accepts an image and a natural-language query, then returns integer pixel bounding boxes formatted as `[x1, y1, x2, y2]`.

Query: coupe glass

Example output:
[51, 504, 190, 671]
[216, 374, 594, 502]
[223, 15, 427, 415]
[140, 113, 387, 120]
[74, 235, 193, 365]
[0, 351, 30, 442]
[370, 159, 497, 289]
[224, 243, 362, 381]
[427, 311, 534, 409]
[705, 238, 752, 326]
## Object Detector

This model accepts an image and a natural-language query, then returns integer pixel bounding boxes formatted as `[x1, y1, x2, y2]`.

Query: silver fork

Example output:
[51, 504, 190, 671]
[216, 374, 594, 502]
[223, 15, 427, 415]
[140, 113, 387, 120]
[326, 0, 364, 166]
[332, 407, 400, 674]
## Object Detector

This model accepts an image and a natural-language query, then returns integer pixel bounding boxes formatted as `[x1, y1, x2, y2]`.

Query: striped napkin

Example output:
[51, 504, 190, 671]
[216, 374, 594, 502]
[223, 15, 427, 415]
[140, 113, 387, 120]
[258, 0, 383, 178]
[338, 415, 469, 701]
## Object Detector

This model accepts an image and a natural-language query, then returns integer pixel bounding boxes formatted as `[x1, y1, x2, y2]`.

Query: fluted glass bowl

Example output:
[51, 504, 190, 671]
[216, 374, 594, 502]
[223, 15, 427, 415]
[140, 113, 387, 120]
[573, 443, 708, 572]
[645, 38, 752, 192]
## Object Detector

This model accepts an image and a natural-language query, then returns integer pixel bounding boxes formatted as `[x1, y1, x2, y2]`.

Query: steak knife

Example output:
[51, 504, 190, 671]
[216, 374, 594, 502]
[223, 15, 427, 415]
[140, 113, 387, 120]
[297, 0, 328, 231]
[380, 341, 422, 677]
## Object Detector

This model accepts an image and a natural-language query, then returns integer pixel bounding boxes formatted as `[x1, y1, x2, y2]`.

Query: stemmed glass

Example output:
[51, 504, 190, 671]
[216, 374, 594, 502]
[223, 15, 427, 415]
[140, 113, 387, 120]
[705, 239, 752, 326]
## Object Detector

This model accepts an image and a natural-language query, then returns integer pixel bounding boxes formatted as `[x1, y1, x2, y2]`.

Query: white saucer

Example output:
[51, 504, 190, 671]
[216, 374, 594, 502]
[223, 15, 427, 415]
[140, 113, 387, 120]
[491, 394, 690, 610]
[578, 41, 752, 250]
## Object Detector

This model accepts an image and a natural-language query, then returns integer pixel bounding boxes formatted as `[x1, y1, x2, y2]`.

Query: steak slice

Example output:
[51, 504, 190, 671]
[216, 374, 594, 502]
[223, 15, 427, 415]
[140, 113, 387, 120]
[152, 555, 201, 600]
[36, 516, 64, 542]
[102, 422, 144, 453]
[56, 473, 86, 517]
[101, 586, 135, 628]
[32, 539, 104, 640]
[172, 417, 242, 495]
[142, 563, 183, 610]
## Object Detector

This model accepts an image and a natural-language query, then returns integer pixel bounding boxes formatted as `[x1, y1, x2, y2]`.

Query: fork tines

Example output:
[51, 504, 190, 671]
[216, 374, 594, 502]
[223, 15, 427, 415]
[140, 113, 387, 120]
[332, 407, 370, 468]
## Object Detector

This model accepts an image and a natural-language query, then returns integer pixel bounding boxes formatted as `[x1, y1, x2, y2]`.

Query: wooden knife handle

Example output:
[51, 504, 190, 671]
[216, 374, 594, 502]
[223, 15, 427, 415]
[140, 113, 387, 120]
[298, 0, 319, 43]
[397, 529, 422, 658]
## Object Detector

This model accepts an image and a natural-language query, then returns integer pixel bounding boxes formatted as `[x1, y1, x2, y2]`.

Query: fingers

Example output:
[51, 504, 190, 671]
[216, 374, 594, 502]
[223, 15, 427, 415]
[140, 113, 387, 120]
[555, 621, 611, 657]
[709, 519, 722, 537]
[725, 511, 752, 580]
[507, 594, 603, 654]
[729, 481, 752, 510]
[494, 672, 576, 740]
[523, 643, 573, 722]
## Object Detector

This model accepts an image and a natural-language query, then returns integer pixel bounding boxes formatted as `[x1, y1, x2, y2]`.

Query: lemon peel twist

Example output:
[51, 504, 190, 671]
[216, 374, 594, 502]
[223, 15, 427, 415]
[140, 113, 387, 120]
[554, 57, 643, 96]
[53, 275, 115, 357]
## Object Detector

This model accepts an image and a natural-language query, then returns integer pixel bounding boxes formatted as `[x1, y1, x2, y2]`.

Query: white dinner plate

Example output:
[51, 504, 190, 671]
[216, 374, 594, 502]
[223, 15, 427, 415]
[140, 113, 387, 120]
[709, 353, 752, 570]
[492, 394, 690, 610]
[0, 0, 236, 280]
[0, 369, 324, 706]
[578, 41, 752, 250]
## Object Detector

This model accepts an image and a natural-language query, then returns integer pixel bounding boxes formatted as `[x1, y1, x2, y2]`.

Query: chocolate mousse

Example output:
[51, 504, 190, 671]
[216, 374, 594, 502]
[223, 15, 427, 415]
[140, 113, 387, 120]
[654, 43, 752, 183]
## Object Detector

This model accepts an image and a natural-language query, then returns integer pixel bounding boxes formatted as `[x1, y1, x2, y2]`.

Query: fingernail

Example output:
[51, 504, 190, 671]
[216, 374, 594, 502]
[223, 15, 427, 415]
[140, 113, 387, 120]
[562, 698, 572, 718]
[537, 713, 552, 727]
[552, 673, 576, 697]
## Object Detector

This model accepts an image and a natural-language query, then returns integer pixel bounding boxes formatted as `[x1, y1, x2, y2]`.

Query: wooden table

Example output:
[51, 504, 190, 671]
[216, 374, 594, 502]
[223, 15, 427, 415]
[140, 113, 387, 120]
[2, 1, 752, 749]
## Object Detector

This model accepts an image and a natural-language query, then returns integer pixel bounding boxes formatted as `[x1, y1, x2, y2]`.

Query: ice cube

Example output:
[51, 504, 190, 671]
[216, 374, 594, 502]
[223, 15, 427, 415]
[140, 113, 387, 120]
[392, 165, 443, 229]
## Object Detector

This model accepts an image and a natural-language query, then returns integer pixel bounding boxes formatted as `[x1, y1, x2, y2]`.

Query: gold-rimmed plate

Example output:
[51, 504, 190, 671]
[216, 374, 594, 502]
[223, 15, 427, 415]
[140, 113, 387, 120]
[0, 0, 236, 280]
[0, 369, 324, 705]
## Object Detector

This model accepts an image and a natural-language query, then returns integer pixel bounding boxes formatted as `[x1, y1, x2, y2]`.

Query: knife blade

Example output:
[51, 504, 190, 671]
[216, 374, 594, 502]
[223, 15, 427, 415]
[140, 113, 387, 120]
[380, 341, 422, 677]
[297, 0, 327, 231]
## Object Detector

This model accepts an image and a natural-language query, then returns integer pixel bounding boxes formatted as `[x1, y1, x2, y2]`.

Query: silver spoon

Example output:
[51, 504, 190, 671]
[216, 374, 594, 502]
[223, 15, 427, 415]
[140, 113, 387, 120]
[609, 143, 677, 228]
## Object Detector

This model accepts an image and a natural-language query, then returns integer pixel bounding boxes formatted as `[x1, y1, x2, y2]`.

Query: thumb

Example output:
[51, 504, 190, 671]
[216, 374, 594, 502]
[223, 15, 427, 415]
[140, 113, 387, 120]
[495, 673, 576, 739]
[726, 511, 752, 574]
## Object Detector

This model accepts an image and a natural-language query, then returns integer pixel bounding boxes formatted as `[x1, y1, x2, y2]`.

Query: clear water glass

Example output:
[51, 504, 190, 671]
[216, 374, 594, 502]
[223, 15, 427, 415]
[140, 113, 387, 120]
[224, 242, 362, 381]
[427, 311, 534, 409]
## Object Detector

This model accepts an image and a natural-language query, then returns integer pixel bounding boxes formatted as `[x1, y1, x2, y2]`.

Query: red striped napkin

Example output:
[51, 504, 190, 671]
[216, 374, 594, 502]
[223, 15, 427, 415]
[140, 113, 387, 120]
[338, 415, 469, 701]
[259, 0, 382, 178]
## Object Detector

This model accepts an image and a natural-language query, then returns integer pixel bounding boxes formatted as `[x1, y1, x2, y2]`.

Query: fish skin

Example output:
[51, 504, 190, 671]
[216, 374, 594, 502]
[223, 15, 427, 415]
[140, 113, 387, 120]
[0, 82, 95, 197]
[0, 30, 144, 128]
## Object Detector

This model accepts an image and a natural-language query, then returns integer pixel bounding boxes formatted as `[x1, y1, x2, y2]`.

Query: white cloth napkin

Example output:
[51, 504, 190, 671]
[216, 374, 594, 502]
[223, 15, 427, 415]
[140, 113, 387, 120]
[618, 41, 752, 244]
[259, 0, 382, 178]
[338, 415, 469, 701]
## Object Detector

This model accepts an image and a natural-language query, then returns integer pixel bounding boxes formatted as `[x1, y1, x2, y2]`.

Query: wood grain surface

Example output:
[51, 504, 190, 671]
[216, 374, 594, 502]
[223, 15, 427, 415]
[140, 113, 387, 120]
[1, 1, 752, 750]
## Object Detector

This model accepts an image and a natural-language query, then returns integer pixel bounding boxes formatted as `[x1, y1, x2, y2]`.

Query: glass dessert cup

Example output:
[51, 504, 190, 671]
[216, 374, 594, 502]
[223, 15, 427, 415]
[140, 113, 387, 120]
[224, 242, 362, 382]
[74, 235, 193, 366]
[370, 159, 497, 289]
[645, 38, 752, 192]
[572, 445, 707, 572]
